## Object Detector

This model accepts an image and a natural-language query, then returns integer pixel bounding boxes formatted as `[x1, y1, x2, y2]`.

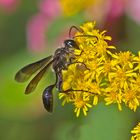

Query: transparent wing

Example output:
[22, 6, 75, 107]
[25, 60, 54, 94]
[15, 55, 52, 82]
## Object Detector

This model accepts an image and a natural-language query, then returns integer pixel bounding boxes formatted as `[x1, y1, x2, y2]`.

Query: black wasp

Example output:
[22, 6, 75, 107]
[15, 26, 97, 113]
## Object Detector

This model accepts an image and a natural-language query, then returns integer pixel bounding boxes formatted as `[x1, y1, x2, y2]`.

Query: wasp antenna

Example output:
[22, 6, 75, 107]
[69, 26, 82, 38]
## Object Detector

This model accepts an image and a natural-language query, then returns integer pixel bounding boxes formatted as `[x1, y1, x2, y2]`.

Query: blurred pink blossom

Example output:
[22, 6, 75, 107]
[27, 0, 61, 52]
[103, 0, 140, 42]
[126, 0, 140, 23]
[39, 0, 60, 17]
[27, 14, 48, 52]
[106, 0, 140, 23]
[0, 0, 19, 12]
[106, 0, 125, 19]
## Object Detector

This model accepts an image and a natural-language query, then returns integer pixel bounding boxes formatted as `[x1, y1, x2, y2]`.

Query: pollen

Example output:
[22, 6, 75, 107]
[74, 99, 86, 108]
[74, 97, 92, 117]
[116, 69, 126, 80]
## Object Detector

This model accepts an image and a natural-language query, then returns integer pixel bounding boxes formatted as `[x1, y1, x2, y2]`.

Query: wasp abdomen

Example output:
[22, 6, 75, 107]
[42, 84, 54, 113]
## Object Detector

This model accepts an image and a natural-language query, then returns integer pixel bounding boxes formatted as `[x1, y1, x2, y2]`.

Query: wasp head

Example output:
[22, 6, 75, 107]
[64, 39, 79, 49]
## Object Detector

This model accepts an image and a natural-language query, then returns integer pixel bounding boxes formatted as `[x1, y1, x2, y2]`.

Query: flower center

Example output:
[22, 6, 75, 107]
[74, 99, 85, 108]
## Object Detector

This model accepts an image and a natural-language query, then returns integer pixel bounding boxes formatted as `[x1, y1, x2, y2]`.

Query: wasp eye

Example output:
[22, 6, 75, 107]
[42, 85, 54, 113]
[64, 39, 79, 49]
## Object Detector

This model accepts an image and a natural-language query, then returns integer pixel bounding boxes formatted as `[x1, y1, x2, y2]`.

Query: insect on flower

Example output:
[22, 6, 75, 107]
[15, 25, 98, 113]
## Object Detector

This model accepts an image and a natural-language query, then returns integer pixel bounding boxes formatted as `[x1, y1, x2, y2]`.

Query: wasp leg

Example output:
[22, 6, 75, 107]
[55, 72, 63, 92]
[42, 84, 55, 113]
[58, 88, 94, 95]
[68, 61, 89, 70]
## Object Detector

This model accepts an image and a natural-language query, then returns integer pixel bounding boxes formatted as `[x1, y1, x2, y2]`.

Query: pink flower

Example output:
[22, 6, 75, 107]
[0, 0, 19, 12]
[106, 0, 126, 19]
[27, 14, 48, 52]
[39, 0, 60, 18]
[27, 0, 61, 52]
[126, 0, 140, 23]
[106, 0, 140, 24]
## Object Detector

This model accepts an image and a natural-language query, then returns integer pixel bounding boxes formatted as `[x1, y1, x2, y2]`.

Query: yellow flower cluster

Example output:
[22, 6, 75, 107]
[60, 0, 96, 16]
[131, 122, 140, 140]
[59, 21, 140, 117]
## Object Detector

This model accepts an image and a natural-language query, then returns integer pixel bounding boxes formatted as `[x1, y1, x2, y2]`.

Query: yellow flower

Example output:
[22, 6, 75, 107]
[74, 22, 116, 57]
[112, 51, 135, 69]
[83, 57, 103, 81]
[59, 92, 74, 106]
[62, 63, 87, 91]
[59, 91, 92, 117]
[122, 84, 140, 111]
[60, 0, 96, 16]
[73, 92, 92, 117]
[132, 74, 140, 91]
[131, 122, 140, 140]
[108, 64, 137, 89]
[85, 77, 105, 105]
[102, 58, 117, 77]
[134, 51, 140, 72]
[109, 52, 136, 90]
[59, 21, 140, 117]
[104, 82, 122, 111]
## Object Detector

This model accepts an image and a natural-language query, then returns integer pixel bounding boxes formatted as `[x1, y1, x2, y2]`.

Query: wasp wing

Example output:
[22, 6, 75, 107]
[25, 59, 55, 94]
[15, 55, 53, 82]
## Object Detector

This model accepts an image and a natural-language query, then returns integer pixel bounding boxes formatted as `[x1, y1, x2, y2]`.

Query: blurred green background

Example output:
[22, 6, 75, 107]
[0, 0, 140, 140]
